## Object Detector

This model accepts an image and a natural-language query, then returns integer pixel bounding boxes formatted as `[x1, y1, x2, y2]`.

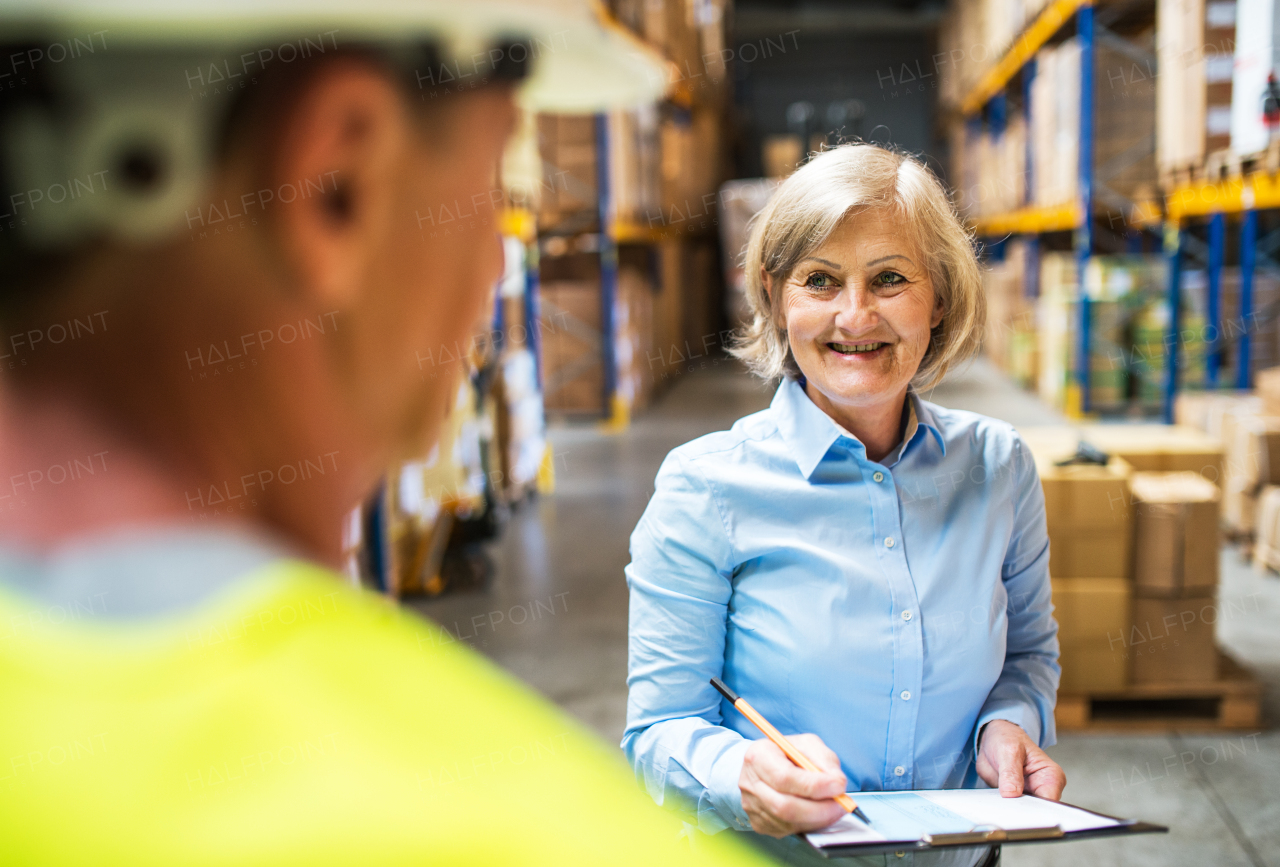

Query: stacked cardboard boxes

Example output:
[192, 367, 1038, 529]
[1128, 472, 1222, 683]
[1157, 0, 1235, 179]
[1219, 404, 1280, 534]
[937, 0, 1052, 109]
[983, 241, 1037, 388]
[1024, 431, 1134, 691]
[1023, 425, 1229, 691]
[952, 35, 1156, 214]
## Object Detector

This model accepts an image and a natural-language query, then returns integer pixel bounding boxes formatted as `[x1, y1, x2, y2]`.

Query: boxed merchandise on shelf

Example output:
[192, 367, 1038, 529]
[983, 240, 1037, 386]
[1230, 0, 1280, 158]
[539, 276, 605, 415]
[537, 114, 600, 231]
[386, 376, 489, 597]
[536, 258, 665, 417]
[1157, 0, 1235, 179]
[610, 106, 661, 229]
[937, 0, 1052, 109]
[1036, 253, 1076, 410]
[615, 266, 658, 413]
[957, 34, 1153, 214]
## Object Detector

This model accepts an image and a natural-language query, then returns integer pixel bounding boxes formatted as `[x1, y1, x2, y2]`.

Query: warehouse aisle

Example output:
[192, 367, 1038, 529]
[412, 358, 1278, 867]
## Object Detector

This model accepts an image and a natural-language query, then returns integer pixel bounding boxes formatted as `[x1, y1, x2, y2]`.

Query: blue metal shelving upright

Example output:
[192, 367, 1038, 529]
[1206, 212, 1225, 388]
[594, 113, 618, 419]
[1074, 4, 1095, 413]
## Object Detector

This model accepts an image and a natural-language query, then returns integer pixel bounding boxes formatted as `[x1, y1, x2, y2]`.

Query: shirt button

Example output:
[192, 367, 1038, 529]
[873, 471, 884, 483]
[894, 765, 906, 776]
[900, 690, 912, 701]
[884, 537, 895, 548]
[901, 610, 912, 621]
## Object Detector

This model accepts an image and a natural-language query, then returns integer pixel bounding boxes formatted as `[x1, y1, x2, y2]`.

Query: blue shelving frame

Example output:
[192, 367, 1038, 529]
[965, 0, 1174, 418]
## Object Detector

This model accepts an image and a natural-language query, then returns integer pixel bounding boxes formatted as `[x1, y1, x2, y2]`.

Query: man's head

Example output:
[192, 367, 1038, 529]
[0, 39, 518, 558]
[0, 5, 666, 560]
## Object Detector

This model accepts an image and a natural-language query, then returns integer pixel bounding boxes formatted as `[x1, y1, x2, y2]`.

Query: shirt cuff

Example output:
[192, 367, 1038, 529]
[974, 701, 1043, 757]
[703, 737, 753, 833]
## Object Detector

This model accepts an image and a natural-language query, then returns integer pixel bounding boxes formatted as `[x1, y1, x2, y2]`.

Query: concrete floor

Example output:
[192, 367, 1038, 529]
[412, 356, 1279, 867]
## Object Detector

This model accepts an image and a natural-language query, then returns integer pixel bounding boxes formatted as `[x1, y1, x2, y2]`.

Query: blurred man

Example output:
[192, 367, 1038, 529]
[0, 3, 775, 864]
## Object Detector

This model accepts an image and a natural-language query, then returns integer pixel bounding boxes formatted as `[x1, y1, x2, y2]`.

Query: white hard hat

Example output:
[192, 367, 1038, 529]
[0, 0, 667, 249]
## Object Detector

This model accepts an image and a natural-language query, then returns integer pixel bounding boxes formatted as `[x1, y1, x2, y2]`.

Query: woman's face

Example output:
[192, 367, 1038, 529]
[775, 208, 943, 414]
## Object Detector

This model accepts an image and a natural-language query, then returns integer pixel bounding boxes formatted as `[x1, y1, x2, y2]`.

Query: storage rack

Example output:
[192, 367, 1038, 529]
[1163, 175, 1280, 418]
[963, 0, 1158, 418]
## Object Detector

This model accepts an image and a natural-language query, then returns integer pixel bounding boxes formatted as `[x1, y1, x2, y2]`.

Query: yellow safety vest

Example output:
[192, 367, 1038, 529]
[0, 559, 770, 866]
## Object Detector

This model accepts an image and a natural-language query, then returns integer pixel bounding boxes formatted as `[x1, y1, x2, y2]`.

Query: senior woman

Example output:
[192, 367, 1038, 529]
[622, 144, 1064, 866]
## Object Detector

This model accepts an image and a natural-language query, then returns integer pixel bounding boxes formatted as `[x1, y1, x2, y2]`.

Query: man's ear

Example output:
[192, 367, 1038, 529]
[268, 59, 406, 307]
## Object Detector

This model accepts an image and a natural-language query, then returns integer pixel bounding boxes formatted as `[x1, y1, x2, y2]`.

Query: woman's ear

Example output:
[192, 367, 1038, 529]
[762, 268, 787, 329]
[930, 289, 945, 329]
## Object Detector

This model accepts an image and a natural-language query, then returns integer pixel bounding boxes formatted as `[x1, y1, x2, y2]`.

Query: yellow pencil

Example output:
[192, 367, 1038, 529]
[710, 676, 872, 825]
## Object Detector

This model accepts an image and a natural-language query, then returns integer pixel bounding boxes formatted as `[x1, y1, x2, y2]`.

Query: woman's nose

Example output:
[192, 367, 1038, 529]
[834, 285, 878, 330]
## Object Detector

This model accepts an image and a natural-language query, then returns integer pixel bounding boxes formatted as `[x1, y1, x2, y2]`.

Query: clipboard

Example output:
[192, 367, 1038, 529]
[802, 790, 1167, 858]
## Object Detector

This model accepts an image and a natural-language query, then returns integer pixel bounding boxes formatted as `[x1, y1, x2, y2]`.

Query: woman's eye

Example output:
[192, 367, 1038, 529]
[805, 273, 836, 289]
[875, 271, 907, 287]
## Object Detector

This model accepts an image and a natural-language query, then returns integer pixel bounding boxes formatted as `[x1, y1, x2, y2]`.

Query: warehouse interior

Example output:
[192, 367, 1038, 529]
[5, 0, 1280, 862]
[347, 0, 1280, 863]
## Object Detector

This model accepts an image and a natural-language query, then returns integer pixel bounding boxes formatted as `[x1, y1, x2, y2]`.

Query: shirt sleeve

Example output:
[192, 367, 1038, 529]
[974, 435, 1061, 752]
[620, 450, 754, 834]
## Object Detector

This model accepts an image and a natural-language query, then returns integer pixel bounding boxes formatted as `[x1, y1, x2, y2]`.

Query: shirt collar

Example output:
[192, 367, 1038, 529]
[772, 378, 946, 479]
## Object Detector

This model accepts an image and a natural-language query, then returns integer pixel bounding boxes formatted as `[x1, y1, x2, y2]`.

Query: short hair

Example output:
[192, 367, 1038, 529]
[730, 143, 984, 390]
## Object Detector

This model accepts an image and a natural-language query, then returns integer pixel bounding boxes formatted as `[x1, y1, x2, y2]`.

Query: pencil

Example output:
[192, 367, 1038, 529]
[710, 676, 872, 826]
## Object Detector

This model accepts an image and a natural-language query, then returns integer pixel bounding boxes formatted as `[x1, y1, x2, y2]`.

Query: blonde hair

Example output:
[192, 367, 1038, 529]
[730, 143, 984, 390]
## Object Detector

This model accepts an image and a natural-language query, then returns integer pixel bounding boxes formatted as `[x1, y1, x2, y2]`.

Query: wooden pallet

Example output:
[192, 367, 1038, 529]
[1056, 651, 1263, 733]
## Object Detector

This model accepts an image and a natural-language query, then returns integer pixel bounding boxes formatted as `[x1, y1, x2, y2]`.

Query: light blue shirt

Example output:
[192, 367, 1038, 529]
[622, 377, 1059, 835]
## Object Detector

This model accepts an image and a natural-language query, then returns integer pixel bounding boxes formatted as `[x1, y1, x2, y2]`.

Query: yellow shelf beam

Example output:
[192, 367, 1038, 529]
[970, 202, 1080, 235]
[1165, 173, 1280, 221]
[498, 207, 537, 243]
[613, 219, 682, 244]
[960, 0, 1091, 116]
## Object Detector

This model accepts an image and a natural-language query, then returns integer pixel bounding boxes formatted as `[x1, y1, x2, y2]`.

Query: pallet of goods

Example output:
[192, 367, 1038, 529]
[1021, 429, 1262, 731]
[1157, 0, 1236, 184]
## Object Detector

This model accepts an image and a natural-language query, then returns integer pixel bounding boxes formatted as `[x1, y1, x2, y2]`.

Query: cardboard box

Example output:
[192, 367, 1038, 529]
[1130, 472, 1221, 596]
[1221, 408, 1280, 491]
[1220, 407, 1280, 532]
[1129, 595, 1219, 684]
[538, 279, 605, 415]
[1173, 390, 1256, 435]
[1052, 577, 1131, 692]
[1038, 456, 1133, 579]
[1253, 485, 1280, 572]
[1078, 424, 1224, 485]
[1258, 367, 1280, 416]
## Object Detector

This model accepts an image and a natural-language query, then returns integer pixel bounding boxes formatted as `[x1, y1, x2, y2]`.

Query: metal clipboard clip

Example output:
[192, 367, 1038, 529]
[922, 824, 1065, 846]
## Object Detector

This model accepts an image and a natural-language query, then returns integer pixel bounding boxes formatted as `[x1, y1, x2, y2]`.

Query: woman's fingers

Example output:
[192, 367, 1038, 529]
[789, 733, 845, 776]
[740, 736, 850, 837]
[1025, 746, 1067, 801]
[976, 720, 1068, 801]
[753, 735, 847, 798]
[996, 739, 1026, 797]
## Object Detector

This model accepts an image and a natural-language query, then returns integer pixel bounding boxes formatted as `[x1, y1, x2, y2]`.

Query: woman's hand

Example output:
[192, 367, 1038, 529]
[976, 719, 1066, 800]
[739, 734, 849, 837]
